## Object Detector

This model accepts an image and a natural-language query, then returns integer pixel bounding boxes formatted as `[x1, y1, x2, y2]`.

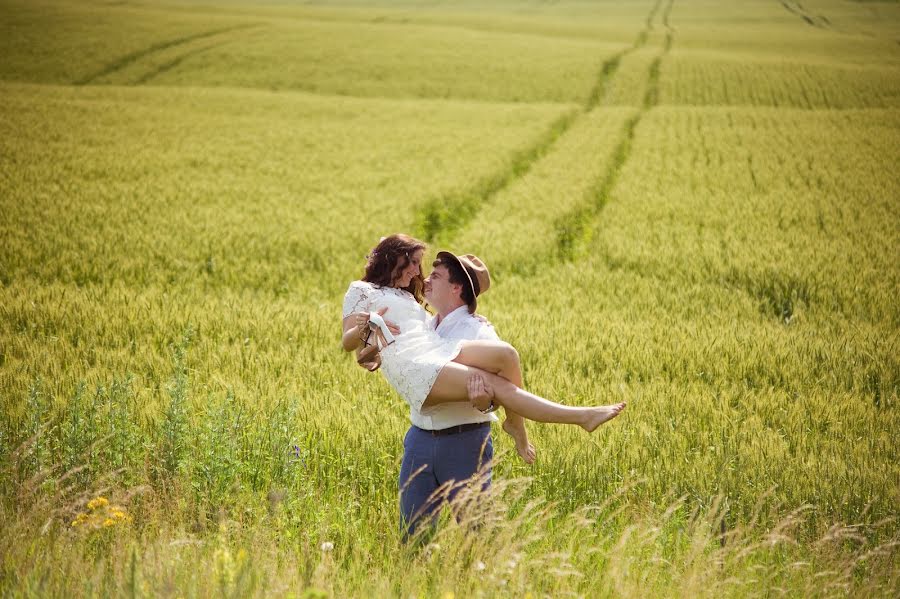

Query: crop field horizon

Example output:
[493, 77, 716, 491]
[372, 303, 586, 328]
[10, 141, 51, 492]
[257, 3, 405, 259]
[1, 0, 898, 596]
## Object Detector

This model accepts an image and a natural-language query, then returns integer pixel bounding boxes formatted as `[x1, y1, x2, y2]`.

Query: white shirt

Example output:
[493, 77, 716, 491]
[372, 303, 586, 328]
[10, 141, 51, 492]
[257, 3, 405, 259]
[432, 305, 501, 343]
[410, 305, 500, 430]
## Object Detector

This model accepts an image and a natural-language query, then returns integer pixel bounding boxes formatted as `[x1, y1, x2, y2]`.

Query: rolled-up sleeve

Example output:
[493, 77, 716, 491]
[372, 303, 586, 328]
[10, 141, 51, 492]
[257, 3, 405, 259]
[476, 324, 500, 341]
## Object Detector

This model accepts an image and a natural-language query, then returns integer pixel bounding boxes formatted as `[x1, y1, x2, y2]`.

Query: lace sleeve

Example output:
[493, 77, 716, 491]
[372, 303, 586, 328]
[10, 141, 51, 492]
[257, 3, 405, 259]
[342, 281, 371, 319]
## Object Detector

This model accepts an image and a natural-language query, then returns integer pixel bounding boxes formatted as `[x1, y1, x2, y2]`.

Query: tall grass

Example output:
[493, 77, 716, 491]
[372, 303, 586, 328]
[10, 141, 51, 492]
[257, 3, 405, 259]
[2, 425, 896, 597]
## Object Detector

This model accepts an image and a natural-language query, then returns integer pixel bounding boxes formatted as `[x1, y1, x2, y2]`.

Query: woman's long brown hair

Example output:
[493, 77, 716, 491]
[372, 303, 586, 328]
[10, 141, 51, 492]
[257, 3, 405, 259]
[362, 234, 426, 305]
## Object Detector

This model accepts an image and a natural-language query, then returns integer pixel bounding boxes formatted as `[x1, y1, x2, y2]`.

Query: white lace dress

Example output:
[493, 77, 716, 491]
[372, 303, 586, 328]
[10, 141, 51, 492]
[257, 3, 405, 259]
[342, 280, 464, 410]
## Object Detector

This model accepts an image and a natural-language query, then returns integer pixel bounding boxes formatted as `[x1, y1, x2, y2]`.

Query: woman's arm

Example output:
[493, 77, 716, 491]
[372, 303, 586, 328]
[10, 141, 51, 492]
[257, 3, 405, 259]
[341, 281, 372, 353]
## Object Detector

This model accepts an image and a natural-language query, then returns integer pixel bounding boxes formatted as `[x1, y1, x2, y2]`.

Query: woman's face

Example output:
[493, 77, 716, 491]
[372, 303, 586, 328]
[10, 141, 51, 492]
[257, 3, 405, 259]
[393, 249, 423, 288]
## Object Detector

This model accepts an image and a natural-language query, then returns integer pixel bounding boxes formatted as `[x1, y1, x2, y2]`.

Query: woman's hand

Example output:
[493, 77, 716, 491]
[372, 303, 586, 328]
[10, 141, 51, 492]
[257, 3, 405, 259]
[354, 312, 372, 340]
[343, 310, 377, 352]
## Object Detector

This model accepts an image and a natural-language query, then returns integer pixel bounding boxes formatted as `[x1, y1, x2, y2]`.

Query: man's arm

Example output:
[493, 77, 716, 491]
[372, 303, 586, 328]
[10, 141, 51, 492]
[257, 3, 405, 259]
[467, 315, 499, 410]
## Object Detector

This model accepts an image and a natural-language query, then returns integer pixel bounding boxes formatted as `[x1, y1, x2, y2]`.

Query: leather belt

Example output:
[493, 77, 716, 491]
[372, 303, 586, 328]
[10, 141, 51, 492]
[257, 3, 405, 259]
[417, 422, 490, 437]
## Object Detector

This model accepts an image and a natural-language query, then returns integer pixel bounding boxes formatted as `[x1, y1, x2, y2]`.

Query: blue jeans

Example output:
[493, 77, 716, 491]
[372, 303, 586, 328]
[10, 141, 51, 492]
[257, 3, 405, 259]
[398, 424, 493, 540]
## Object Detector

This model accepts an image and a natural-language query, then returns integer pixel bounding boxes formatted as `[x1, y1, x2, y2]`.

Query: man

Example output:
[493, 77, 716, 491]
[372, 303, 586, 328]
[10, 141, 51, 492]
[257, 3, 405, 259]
[397, 251, 535, 540]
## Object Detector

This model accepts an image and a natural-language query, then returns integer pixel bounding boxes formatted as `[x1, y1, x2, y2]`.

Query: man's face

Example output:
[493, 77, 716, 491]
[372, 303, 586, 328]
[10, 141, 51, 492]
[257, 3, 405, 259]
[424, 264, 461, 311]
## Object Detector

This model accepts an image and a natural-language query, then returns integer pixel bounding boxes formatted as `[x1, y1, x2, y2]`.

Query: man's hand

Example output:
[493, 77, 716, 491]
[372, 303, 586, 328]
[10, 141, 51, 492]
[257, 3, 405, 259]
[355, 307, 400, 338]
[467, 373, 495, 412]
[376, 307, 401, 336]
[473, 313, 492, 326]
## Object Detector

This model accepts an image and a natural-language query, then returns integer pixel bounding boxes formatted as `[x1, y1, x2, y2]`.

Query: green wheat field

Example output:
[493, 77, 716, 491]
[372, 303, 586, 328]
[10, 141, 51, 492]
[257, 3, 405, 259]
[1, 0, 899, 596]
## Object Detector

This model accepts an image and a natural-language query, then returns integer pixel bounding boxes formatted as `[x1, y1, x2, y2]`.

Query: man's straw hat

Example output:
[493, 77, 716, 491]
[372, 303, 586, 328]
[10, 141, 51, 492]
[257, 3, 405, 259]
[436, 251, 491, 312]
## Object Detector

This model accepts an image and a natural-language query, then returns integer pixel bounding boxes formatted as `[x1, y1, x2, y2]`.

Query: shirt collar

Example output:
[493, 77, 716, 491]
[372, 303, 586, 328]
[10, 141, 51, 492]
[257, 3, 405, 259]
[435, 304, 470, 331]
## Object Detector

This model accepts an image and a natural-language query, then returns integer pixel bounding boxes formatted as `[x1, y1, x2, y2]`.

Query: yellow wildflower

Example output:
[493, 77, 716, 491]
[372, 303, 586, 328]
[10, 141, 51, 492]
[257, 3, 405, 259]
[87, 497, 109, 510]
[112, 509, 127, 520]
[102, 518, 116, 527]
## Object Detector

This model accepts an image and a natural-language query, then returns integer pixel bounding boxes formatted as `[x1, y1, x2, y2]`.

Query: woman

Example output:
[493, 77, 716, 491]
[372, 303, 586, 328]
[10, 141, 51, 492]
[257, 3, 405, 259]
[341, 234, 626, 435]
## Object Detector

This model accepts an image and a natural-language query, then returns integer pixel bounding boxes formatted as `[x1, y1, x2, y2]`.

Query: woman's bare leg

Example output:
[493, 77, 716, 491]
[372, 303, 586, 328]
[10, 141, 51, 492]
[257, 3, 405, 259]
[452, 342, 535, 463]
[423, 358, 625, 432]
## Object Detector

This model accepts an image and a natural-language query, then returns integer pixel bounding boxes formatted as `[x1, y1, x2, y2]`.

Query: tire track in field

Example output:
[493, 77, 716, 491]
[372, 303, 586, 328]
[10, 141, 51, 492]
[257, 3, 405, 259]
[74, 25, 258, 86]
[133, 31, 252, 86]
[414, 0, 664, 244]
[779, 1, 831, 31]
[133, 44, 220, 85]
[416, 109, 579, 242]
[584, 0, 662, 111]
[554, 0, 675, 262]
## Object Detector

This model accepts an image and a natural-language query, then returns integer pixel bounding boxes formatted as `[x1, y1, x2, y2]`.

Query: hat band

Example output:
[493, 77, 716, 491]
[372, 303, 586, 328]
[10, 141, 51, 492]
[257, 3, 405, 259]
[464, 266, 480, 297]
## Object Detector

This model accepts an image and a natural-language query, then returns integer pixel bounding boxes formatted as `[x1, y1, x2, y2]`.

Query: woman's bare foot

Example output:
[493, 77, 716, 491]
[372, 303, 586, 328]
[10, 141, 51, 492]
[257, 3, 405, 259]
[581, 403, 626, 432]
[502, 419, 536, 464]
